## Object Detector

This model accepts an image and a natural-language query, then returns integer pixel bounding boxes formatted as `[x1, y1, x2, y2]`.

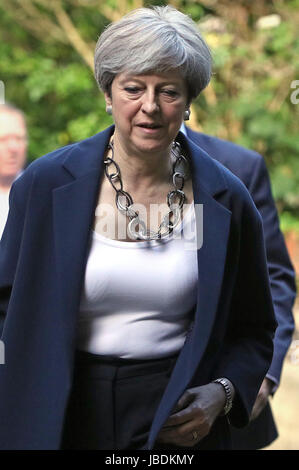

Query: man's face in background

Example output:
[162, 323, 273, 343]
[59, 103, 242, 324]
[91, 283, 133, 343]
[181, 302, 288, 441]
[0, 110, 27, 184]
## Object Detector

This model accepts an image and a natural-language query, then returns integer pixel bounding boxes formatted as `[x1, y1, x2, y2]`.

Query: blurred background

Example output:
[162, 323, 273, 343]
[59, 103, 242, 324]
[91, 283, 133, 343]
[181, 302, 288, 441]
[0, 0, 298, 449]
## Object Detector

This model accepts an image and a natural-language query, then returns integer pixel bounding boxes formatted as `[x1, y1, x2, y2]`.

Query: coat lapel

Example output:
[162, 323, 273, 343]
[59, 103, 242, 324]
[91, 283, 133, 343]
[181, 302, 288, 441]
[147, 135, 232, 448]
[189, 135, 232, 359]
[52, 127, 113, 333]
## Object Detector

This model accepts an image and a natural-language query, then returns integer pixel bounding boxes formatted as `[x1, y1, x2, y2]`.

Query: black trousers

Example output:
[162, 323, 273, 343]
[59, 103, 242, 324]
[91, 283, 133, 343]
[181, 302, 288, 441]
[61, 350, 177, 450]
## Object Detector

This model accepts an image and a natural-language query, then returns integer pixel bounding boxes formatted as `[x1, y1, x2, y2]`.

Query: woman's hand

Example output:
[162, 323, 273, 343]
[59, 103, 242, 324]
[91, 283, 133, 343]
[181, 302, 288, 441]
[156, 382, 227, 447]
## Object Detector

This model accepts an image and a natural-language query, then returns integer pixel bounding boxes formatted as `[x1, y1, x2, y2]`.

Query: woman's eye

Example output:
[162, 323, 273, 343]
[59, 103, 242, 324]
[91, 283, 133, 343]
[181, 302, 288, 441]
[162, 90, 179, 100]
[161, 90, 178, 98]
[124, 87, 141, 94]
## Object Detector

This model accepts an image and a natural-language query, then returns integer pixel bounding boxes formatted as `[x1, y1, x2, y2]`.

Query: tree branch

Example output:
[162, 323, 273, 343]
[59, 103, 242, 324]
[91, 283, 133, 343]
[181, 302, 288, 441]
[11, 0, 67, 42]
[51, 0, 95, 70]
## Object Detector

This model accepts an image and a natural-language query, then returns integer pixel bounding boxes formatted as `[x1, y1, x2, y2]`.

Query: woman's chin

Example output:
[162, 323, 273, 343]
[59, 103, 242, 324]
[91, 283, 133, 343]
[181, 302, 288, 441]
[131, 135, 173, 155]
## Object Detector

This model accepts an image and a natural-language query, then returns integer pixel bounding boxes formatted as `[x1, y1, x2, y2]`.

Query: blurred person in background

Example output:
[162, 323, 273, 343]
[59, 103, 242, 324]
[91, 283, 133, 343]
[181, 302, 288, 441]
[0, 104, 27, 238]
[182, 123, 296, 449]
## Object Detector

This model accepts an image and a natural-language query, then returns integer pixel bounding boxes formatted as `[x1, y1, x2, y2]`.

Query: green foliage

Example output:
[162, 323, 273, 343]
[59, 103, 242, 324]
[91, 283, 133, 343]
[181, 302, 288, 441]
[280, 212, 299, 234]
[0, 0, 298, 229]
[191, 0, 299, 229]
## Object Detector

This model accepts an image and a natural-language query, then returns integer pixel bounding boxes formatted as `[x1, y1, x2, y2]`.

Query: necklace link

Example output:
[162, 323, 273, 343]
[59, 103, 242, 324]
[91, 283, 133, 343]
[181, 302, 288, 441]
[103, 139, 189, 240]
[115, 190, 133, 214]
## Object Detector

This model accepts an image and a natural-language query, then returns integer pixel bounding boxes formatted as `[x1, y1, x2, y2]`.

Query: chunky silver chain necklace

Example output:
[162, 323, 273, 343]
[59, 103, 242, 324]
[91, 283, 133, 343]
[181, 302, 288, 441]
[103, 140, 189, 241]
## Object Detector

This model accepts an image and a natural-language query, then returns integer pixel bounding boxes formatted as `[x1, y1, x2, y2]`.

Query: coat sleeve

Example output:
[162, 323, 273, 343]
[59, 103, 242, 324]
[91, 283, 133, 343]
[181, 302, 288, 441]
[0, 179, 28, 337]
[212, 185, 277, 428]
[247, 156, 296, 387]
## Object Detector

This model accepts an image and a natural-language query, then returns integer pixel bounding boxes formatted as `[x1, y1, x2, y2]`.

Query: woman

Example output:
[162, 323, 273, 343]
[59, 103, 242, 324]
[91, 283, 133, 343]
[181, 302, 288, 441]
[0, 6, 276, 450]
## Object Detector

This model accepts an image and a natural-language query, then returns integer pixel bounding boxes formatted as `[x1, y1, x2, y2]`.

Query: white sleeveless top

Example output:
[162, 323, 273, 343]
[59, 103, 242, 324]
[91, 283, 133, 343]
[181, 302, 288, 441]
[77, 203, 198, 359]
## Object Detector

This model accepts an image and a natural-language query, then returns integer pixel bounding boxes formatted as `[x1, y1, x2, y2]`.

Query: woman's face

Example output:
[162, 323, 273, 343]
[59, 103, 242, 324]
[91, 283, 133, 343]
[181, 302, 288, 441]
[105, 70, 188, 157]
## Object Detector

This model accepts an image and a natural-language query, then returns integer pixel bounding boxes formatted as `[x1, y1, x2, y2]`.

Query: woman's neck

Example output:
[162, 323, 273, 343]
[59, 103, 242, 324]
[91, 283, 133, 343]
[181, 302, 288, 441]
[110, 133, 172, 192]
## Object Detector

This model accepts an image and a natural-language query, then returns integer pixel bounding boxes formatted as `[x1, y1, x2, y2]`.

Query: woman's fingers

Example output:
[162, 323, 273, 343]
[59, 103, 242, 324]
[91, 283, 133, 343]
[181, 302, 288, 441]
[158, 398, 212, 446]
[157, 383, 226, 447]
[157, 416, 209, 447]
[171, 388, 195, 413]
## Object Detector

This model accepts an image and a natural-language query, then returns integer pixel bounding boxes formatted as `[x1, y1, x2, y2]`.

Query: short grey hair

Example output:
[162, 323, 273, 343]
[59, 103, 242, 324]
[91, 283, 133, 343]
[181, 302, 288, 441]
[94, 5, 212, 102]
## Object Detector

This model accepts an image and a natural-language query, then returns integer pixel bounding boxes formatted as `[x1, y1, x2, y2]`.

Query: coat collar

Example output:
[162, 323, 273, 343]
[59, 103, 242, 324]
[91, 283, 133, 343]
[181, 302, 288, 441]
[61, 125, 114, 180]
[60, 125, 228, 199]
[177, 131, 228, 199]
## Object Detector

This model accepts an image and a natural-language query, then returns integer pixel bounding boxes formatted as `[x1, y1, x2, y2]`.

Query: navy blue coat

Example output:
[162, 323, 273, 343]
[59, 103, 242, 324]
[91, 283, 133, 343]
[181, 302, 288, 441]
[0, 126, 276, 450]
[186, 127, 296, 449]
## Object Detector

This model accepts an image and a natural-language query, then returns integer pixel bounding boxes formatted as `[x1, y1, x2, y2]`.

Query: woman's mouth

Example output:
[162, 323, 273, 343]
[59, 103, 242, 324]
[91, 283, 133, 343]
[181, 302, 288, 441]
[137, 122, 163, 133]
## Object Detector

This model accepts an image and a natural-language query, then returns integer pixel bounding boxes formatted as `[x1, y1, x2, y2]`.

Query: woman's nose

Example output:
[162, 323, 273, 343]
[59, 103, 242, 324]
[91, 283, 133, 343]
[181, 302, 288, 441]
[141, 92, 160, 114]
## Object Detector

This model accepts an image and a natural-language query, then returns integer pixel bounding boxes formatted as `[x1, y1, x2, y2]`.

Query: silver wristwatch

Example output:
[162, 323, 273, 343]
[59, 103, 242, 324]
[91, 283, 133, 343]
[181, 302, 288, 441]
[213, 378, 233, 415]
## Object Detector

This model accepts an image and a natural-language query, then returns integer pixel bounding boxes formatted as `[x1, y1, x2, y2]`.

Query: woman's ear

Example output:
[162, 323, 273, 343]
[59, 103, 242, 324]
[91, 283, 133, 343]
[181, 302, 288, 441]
[104, 92, 112, 106]
[104, 93, 113, 115]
